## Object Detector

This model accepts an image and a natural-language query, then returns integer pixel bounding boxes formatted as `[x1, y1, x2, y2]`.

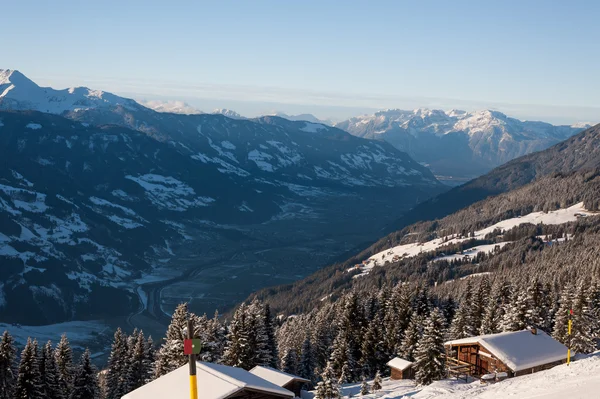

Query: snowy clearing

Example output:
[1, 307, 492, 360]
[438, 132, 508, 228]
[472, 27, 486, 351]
[300, 122, 327, 133]
[125, 174, 215, 211]
[352, 202, 595, 277]
[25, 123, 42, 130]
[302, 353, 600, 398]
[0, 320, 107, 349]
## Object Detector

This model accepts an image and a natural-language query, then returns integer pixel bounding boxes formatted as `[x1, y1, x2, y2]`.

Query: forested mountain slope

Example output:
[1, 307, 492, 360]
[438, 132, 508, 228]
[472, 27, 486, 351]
[389, 123, 600, 231]
[250, 123, 600, 316]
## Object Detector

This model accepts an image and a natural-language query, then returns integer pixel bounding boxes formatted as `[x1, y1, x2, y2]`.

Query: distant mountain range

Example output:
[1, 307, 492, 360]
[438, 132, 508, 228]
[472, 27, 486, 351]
[335, 109, 591, 179]
[0, 69, 444, 325]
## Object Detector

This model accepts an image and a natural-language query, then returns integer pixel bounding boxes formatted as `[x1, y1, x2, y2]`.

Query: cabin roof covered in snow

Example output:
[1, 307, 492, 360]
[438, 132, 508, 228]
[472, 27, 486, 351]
[386, 357, 414, 371]
[250, 365, 311, 386]
[445, 330, 568, 372]
[122, 361, 294, 399]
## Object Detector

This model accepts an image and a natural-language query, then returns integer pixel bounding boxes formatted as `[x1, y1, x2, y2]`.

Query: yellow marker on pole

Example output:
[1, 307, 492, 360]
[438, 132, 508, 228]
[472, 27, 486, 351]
[187, 319, 198, 399]
[567, 309, 572, 366]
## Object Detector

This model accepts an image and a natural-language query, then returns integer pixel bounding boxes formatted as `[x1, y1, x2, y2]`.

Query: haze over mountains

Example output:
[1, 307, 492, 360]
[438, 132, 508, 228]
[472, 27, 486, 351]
[0, 69, 443, 329]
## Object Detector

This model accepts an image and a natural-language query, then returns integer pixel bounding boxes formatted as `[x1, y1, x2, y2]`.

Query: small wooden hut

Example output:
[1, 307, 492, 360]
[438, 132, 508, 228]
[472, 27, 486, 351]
[386, 357, 415, 380]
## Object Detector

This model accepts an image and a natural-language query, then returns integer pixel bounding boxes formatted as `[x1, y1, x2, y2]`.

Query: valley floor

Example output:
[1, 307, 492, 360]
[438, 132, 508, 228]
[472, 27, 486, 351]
[303, 352, 600, 399]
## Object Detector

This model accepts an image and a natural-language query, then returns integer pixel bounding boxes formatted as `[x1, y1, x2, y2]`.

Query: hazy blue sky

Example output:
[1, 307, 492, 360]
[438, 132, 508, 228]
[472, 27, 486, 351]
[3, 0, 599, 122]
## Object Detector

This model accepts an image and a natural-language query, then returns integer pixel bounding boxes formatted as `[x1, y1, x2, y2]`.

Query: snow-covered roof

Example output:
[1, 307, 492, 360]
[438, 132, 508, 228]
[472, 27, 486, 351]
[445, 330, 568, 372]
[122, 361, 294, 399]
[386, 357, 414, 371]
[250, 365, 311, 386]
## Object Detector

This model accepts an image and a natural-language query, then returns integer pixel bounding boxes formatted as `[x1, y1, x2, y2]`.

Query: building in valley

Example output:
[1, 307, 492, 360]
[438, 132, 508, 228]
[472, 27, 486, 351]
[386, 357, 415, 380]
[122, 361, 294, 399]
[444, 328, 568, 379]
[250, 366, 311, 397]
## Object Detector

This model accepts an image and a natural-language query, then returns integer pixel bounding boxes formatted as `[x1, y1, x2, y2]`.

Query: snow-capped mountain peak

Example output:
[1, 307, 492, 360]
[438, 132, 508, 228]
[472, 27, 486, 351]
[335, 107, 590, 178]
[0, 69, 140, 115]
[212, 108, 244, 119]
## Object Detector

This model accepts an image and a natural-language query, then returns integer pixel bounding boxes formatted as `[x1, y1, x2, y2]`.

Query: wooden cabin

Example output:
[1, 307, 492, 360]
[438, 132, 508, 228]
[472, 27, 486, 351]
[444, 328, 568, 379]
[386, 357, 415, 380]
[122, 361, 294, 399]
[250, 366, 311, 398]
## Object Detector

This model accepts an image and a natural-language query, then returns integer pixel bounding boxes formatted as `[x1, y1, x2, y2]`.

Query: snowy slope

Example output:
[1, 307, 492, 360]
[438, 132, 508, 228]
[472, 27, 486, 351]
[0, 69, 141, 114]
[335, 108, 591, 178]
[303, 353, 600, 398]
[351, 202, 595, 277]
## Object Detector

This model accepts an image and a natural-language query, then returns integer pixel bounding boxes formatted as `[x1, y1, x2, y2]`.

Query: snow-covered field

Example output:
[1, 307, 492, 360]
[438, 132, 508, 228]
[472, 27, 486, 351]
[302, 353, 600, 398]
[0, 320, 108, 349]
[351, 203, 595, 278]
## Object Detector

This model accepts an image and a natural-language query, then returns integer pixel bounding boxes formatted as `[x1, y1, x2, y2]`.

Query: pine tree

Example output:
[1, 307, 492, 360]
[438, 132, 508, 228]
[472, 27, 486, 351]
[570, 282, 596, 354]
[0, 331, 17, 399]
[449, 281, 475, 339]
[400, 313, 422, 362]
[70, 349, 99, 399]
[329, 328, 356, 382]
[143, 336, 156, 384]
[126, 330, 147, 392]
[553, 284, 575, 344]
[249, 299, 274, 367]
[263, 304, 279, 368]
[414, 309, 446, 385]
[55, 334, 74, 398]
[223, 303, 255, 369]
[299, 336, 316, 385]
[501, 289, 528, 331]
[371, 370, 382, 392]
[360, 378, 370, 396]
[106, 328, 129, 399]
[154, 303, 189, 377]
[314, 361, 341, 399]
[15, 338, 43, 399]
[481, 281, 511, 334]
[281, 348, 299, 375]
[472, 276, 491, 332]
[39, 340, 61, 399]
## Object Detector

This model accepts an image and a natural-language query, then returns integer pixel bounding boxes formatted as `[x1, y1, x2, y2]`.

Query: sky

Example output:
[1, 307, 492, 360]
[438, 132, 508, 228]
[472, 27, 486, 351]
[3, 0, 600, 123]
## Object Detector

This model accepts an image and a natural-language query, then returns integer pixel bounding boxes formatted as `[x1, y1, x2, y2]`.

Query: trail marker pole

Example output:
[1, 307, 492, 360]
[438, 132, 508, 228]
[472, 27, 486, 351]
[187, 318, 198, 399]
[567, 308, 572, 366]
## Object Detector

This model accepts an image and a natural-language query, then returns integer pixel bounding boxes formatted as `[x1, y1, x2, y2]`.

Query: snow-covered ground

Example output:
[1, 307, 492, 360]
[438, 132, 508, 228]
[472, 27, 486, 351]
[351, 203, 595, 278]
[303, 353, 600, 398]
[0, 320, 108, 349]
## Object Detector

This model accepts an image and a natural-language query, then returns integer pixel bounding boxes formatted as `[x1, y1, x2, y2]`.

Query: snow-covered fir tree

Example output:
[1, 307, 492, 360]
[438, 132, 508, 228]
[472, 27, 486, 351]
[360, 378, 370, 395]
[126, 330, 148, 392]
[39, 340, 61, 399]
[281, 348, 299, 375]
[70, 349, 99, 399]
[569, 281, 596, 354]
[371, 370, 382, 392]
[154, 303, 189, 377]
[449, 281, 476, 339]
[314, 361, 341, 399]
[414, 308, 446, 385]
[223, 303, 255, 369]
[54, 334, 74, 398]
[480, 281, 511, 334]
[0, 331, 16, 399]
[299, 336, 316, 385]
[15, 338, 43, 399]
[501, 289, 529, 331]
[553, 282, 575, 344]
[106, 328, 130, 399]
[143, 336, 156, 384]
[400, 312, 422, 362]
